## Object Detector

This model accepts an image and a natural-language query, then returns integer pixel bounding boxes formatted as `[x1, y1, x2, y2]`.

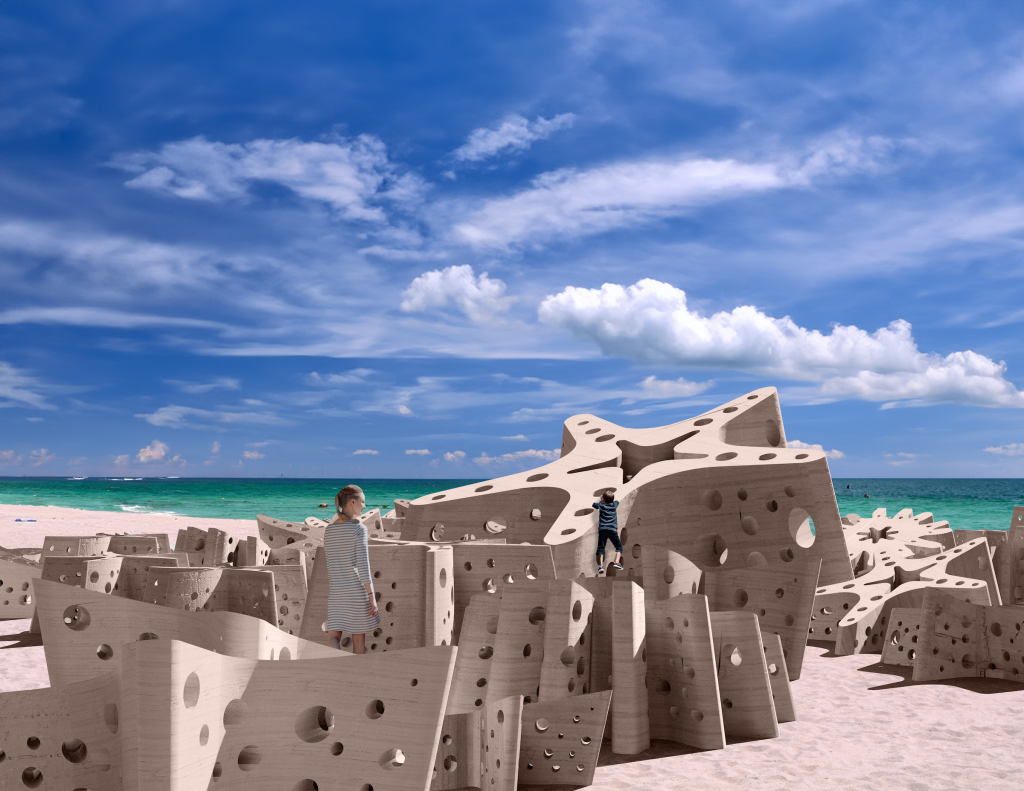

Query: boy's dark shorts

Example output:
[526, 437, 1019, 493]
[597, 528, 623, 558]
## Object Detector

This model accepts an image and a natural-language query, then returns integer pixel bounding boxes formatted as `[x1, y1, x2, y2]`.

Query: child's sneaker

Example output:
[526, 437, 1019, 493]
[610, 561, 623, 571]
[597, 565, 605, 575]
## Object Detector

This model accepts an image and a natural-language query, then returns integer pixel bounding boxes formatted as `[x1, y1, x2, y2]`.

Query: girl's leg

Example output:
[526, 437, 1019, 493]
[327, 630, 342, 650]
[352, 632, 367, 655]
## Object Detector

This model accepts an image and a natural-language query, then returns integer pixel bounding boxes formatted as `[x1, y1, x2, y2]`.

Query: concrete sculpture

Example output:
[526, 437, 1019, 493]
[2, 387, 900, 790]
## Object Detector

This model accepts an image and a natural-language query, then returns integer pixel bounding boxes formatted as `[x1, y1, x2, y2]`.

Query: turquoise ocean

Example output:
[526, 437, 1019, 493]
[2, 477, 1024, 532]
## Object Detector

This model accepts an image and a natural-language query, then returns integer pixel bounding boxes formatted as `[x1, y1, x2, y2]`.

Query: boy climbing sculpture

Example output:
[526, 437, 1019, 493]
[593, 489, 624, 575]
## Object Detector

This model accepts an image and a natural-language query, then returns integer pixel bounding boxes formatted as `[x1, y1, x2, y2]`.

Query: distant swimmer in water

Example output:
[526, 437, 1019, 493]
[864, 494, 870, 498]
[318, 503, 329, 508]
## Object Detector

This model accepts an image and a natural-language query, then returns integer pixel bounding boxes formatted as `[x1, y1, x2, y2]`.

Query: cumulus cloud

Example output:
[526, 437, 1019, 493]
[443, 450, 466, 462]
[453, 134, 895, 248]
[400, 265, 513, 322]
[0, 360, 55, 410]
[787, 439, 845, 460]
[114, 454, 129, 466]
[211, 441, 221, 454]
[452, 113, 576, 163]
[405, 449, 430, 456]
[353, 449, 379, 455]
[984, 443, 1024, 456]
[474, 448, 561, 465]
[136, 440, 169, 463]
[112, 135, 423, 221]
[136, 405, 293, 430]
[165, 377, 240, 394]
[539, 278, 1024, 408]
[638, 375, 714, 398]
[241, 450, 266, 460]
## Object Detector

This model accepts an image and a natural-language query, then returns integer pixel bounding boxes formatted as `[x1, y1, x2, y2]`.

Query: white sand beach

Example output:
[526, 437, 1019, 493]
[0, 503, 257, 551]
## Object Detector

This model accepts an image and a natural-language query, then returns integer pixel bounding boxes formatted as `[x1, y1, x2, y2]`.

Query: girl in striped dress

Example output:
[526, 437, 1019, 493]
[326, 484, 380, 653]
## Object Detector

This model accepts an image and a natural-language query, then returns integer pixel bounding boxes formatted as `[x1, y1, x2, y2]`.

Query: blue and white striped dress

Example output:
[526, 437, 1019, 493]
[324, 519, 381, 634]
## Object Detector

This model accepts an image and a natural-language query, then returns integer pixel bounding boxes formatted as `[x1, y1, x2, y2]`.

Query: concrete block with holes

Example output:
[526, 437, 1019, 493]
[704, 557, 821, 679]
[450, 542, 556, 644]
[811, 536, 998, 655]
[33, 578, 340, 686]
[392, 387, 852, 587]
[40, 535, 111, 559]
[645, 593, 726, 751]
[709, 611, 779, 740]
[0, 636, 455, 791]
[539, 580, 594, 700]
[912, 588, 1024, 683]
[610, 580, 649, 754]
[0, 554, 41, 620]
[105, 533, 171, 555]
[300, 541, 454, 652]
[143, 566, 278, 626]
[518, 690, 611, 786]
[41, 554, 124, 596]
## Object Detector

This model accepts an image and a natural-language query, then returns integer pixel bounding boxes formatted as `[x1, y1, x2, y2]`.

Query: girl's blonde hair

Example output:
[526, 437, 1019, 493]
[336, 484, 365, 513]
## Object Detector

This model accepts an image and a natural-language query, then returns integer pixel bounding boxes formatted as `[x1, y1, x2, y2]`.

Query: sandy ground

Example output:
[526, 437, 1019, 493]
[4, 504, 1024, 789]
[0, 503, 258, 551]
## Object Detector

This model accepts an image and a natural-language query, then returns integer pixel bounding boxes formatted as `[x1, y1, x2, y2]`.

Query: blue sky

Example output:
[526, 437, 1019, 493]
[4, 0, 1024, 478]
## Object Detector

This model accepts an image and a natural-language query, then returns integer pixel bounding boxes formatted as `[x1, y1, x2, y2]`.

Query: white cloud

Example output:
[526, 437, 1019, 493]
[241, 450, 266, 460]
[112, 135, 423, 221]
[502, 434, 529, 441]
[400, 265, 513, 322]
[452, 113, 576, 163]
[397, 405, 413, 416]
[405, 449, 431, 456]
[114, 454, 129, 466]
[136, 405, 293, 430]
[211, 441, 221, 454]
[203, 459, 216, 466]
[453, 134, 894, 248]
[137, 440, 169, 463]
[0, 305, 228, 331]
[539, 278, 1024, 409]
[26, 417, 43, 423]
[787, 439, 845, 460]
[638, 375, 714, 398]
[308, 369, 375, 386]
[0, 360, 55, 410]
[474, 448, 561, 465]
[984, 443, 1024, 456]
[443, 450, 466, 462]
[166, 377, 240, 394]
[353, 449, 379, 455]
[883, 451, 918, 466]
[0, 450, 24, 465]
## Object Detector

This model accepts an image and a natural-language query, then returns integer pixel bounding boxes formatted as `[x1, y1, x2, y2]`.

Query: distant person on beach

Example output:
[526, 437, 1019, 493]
[324, 484, 380, 653]
[593, 490, 623, 575]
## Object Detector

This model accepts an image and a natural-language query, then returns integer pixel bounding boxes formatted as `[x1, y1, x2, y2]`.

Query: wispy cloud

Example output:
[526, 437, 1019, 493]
[112, 134, 424, 221]
[984, 443, 1024, 456]
[241, 450, 265, 460]
[453, 133, 897, 248]
[501, 434, 529, 441]
[211, 441, 221, 454]
[166, 377, 240, 394]
[353, 449, 379, 455]
[452, 113, 576, 163]
[136, 405, 294, 430]
[0, 360, 56, 410]
[474, 448, 560, 465]
[405, 449, 430, 456]
[638, 375, 714, 398]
